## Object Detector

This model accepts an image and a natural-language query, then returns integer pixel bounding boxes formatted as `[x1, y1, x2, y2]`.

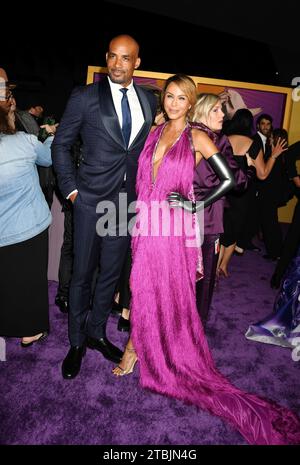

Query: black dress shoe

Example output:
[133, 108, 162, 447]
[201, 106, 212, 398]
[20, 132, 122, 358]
[117, 316, 130, 332]
[20, 331, 48, 348]
[55, 295, 69, 313]
[62, 346, 86, 379]
[86, 336, 123, 363]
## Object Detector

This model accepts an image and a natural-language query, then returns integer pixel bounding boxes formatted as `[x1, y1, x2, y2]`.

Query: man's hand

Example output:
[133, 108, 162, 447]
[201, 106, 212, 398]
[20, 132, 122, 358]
[68, 191, 78, 203]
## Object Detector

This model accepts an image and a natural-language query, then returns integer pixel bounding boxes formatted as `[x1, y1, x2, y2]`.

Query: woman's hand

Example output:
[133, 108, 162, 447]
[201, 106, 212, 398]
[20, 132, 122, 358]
[40, 122, 59, 135]
[271, 137, 288, 159]
[245, 153, 255, 167]
[167, 192, 194, 212]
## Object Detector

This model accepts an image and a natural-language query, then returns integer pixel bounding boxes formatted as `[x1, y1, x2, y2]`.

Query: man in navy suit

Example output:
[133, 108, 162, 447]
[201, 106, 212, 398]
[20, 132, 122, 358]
[52, 35, 157, 379]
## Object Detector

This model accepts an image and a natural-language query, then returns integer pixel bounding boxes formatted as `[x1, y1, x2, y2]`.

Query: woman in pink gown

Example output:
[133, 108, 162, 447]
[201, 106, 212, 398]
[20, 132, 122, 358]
[113, 74, 300, 445]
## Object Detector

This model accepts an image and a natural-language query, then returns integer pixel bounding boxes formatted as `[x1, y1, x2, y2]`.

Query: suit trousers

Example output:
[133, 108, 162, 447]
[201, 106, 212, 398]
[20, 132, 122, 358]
[57, 207, 74, 299]
[69, 193, 130, 346]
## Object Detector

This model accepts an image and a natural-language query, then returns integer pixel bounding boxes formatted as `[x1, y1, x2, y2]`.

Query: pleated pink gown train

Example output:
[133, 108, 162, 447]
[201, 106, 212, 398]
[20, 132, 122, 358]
[130, 123, 300, 445]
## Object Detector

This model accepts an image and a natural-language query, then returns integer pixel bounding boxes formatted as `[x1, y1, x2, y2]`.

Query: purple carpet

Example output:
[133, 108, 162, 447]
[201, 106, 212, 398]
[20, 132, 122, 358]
[1, 244, 299, 445]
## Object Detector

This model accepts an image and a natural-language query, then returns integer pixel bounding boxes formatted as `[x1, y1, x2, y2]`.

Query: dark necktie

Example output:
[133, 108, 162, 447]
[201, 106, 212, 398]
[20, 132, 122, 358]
[120, 88, 132, 148]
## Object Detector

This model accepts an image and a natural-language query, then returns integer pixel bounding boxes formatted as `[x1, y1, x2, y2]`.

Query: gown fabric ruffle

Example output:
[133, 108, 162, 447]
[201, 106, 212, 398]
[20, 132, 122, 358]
[130, 123, 300, 445]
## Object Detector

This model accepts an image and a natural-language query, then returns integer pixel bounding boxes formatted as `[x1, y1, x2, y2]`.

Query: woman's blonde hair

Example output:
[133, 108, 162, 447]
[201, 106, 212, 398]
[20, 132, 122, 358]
[160, 73, 197, 119]
[191, 93, 220, 123]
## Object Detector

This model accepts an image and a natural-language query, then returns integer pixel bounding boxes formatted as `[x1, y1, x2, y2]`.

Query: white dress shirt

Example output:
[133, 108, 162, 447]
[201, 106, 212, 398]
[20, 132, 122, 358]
[108, 77, 144, 147]
[257, 131, 267, 153]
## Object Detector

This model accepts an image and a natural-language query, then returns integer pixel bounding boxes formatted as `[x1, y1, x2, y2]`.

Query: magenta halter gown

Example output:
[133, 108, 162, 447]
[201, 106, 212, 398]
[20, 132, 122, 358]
[130, 123, 300, 445]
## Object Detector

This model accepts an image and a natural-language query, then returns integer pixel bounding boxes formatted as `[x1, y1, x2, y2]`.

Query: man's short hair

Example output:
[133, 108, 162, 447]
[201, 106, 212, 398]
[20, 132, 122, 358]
[256, 113, 273, 125]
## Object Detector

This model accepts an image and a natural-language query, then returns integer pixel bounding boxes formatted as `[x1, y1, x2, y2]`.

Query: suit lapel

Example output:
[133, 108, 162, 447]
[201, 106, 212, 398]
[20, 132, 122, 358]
[98, 77, 125, 148]
[98, 78, 153, 150]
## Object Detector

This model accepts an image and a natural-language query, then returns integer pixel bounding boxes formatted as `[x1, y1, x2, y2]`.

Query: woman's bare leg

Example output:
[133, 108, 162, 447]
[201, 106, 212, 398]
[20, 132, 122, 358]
[217, 243, 236, 277]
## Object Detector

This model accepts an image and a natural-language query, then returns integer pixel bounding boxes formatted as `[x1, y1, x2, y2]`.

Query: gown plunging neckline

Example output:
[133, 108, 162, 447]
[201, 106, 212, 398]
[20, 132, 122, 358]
[151, 122, 187, 184]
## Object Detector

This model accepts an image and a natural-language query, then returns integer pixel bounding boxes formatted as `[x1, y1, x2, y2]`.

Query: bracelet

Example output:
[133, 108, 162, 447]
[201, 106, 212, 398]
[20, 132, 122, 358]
[271, 155, 277, 160]
[47, 132, 55, 136]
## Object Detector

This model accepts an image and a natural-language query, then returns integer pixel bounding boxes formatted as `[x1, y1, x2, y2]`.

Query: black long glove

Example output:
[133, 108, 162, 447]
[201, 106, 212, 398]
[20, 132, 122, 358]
[168, 152, 236, 213]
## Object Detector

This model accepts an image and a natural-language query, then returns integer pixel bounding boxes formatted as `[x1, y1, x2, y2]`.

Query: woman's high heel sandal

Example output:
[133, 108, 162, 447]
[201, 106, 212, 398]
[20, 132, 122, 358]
[112, 347, 138, 376]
